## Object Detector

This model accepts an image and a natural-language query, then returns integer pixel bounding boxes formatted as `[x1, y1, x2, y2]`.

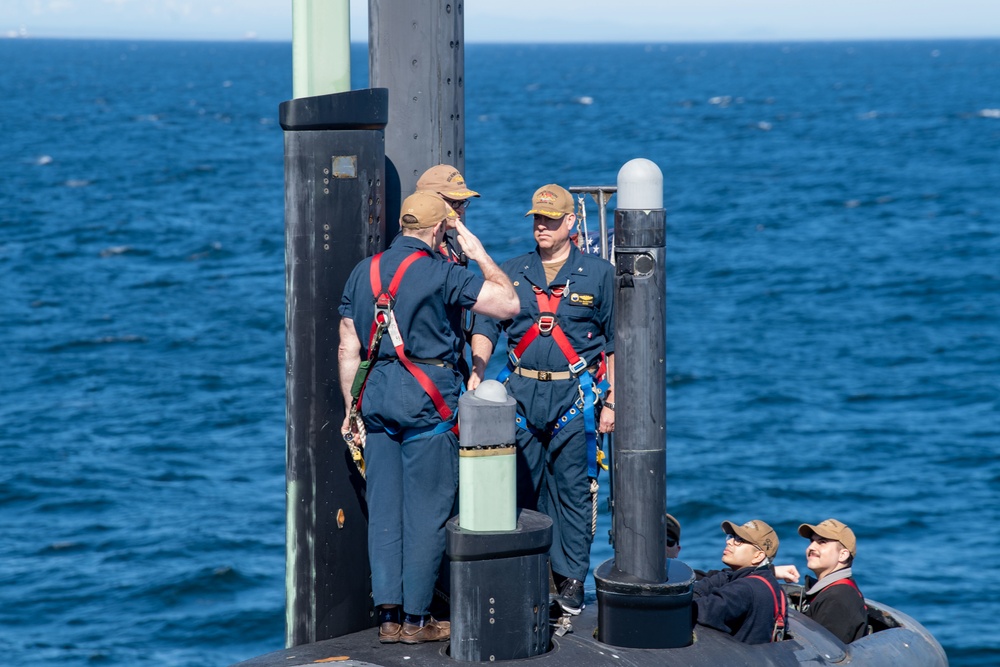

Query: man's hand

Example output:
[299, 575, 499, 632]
[774, 564, 801, 583]
[598, 405, 615, 434]
[452, 218, 489, 265]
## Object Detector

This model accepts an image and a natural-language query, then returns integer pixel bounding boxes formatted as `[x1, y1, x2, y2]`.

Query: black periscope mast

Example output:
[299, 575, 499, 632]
[235, 3, 948, 665]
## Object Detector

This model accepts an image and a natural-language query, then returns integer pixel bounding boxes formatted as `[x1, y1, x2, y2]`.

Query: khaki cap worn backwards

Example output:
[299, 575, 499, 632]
[721, 519, 779, 559]
[416, 164, 480, 199]
[400, 191, 458, 229]
[798, 518, 857, 556]
[525, 184, 574, 219]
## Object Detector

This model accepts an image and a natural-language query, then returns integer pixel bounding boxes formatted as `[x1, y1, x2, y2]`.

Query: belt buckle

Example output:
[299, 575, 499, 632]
[538, 370, 552, 382]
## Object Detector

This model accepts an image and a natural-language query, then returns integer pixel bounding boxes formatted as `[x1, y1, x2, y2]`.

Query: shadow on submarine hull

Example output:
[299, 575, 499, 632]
[233, 596, 947, 667]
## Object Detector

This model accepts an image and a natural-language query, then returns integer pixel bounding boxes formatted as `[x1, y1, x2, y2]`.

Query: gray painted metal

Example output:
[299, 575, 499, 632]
[369, 0, 465, 216]
[282, 91, 388, 646]
[457, 381, 517, 448]
[610, 205, 667, 582]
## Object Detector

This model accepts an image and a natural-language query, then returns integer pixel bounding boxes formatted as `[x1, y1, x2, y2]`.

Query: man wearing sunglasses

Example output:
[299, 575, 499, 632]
[416, 164, 480, 264]
[692, 519, 787, 644]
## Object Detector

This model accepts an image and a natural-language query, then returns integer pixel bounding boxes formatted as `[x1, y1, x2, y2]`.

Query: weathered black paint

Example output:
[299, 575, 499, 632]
[283, 89, 387, 646]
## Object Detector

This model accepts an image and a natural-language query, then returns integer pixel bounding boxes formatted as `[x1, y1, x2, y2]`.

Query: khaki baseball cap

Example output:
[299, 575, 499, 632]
[416, 164, 480, 199]
[798, 518, 857, 556]
[399, 191, 458, 229]
[665, 513, 681, 542]
[524, 184, 574, 219]
[721, 519, 779, 559]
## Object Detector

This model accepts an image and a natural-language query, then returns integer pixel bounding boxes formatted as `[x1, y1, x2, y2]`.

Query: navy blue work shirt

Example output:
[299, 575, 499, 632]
[472, 243, 614, 429]
[339, 234, 484, 429]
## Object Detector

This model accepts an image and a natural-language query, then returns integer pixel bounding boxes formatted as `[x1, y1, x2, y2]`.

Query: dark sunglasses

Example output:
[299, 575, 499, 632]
[445, 198, 469, 211]
[666, 538, 678, 548]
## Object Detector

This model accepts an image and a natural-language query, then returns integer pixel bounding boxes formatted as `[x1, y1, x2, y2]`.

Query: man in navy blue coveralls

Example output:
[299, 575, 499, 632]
[693, 519, 786, 645]
[469, 184, 615, 615]
[338, 191, 518, 644]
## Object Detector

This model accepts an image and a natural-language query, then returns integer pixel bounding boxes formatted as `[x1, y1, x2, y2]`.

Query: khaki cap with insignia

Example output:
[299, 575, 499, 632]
[721, 519, 779, 559]
[525, 184, 574, 219]
[416, 164, 480, 199]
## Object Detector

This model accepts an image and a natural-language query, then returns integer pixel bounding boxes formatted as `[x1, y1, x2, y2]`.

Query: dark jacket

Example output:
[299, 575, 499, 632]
[692, 565, 784, 645]
[803, 569, 868, 644]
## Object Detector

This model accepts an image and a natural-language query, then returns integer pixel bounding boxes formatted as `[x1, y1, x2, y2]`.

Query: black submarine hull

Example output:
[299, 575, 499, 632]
[235, 596, 946, 667]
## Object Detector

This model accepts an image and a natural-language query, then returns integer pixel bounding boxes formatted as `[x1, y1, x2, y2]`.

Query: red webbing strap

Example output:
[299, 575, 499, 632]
[509, 284, 586, 370]
[393, 341, 454, 422]
[828, 578, 861, 592]
[367, 249, 456, 430]
[747, 575, 787, 638]
[828, 578, 867, 607]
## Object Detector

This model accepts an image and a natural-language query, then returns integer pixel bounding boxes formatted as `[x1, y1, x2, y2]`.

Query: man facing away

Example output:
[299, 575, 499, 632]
[693, 519, 787, 645]
[469, 184, 615, 616]
[338, 191, 518, 644]
[798, 518, 868, 643]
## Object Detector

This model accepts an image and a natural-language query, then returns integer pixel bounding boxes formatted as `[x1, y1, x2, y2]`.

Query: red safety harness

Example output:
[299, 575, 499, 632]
[357, 249, 457, 437]
[506, 284, 601, 379]
[747, 575, 788, 642]
[497, 281, 609, 479]
[828, 578, 868, 610]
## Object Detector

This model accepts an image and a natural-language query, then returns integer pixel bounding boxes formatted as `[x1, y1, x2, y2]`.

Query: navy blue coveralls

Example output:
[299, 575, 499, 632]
[472, 243, 614, 582]
[339, 234, 485, 616]
[693, 565, 785, 645]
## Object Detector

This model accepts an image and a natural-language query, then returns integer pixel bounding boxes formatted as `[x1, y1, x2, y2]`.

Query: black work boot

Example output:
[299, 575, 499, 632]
[553, 578, 584, 616]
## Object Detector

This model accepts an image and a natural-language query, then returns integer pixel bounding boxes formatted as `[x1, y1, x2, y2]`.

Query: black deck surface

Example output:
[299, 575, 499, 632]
[232, 607, 886, 667]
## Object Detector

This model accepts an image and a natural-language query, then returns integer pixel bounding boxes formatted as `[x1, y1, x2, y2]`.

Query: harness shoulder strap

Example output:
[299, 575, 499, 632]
[747, 575, 787, 642]
[828, 578, 868, 612]
[828, 579, 863, 596]
[366, 249, 458, 436]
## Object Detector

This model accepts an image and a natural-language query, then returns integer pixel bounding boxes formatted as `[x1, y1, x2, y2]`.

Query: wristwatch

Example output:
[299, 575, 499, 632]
[604, 401, 615, 411]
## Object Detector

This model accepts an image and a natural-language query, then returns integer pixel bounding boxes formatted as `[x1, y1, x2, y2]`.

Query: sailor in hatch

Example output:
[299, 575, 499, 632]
[469, 183, 615, 616]
[797, 518, 868, 643]
[693, 519, 787, 645]
[338, 191, 517, 644]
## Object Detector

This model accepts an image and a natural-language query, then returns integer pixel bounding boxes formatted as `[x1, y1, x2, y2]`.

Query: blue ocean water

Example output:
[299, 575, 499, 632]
[1, 38, 998, 666]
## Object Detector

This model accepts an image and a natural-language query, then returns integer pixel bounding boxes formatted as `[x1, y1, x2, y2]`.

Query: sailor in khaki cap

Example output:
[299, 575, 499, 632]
[691, 519, 787, 644]
[798, 518, 869, 643]
[469, 183, 616, 616]
[338, 190, 518, 644]
[416, 164, 480, 264]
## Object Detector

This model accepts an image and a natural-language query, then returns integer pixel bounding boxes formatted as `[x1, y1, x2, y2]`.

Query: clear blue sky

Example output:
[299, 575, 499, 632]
[3, 0, 999, 42]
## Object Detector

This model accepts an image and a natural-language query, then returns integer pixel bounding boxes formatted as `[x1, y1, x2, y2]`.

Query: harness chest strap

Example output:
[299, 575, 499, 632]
[360, 250, 457, 436]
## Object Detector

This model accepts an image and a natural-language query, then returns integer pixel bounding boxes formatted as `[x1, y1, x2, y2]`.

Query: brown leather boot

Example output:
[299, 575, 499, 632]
[399, 617, 450, 644]
[378, 621, 402, 643]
